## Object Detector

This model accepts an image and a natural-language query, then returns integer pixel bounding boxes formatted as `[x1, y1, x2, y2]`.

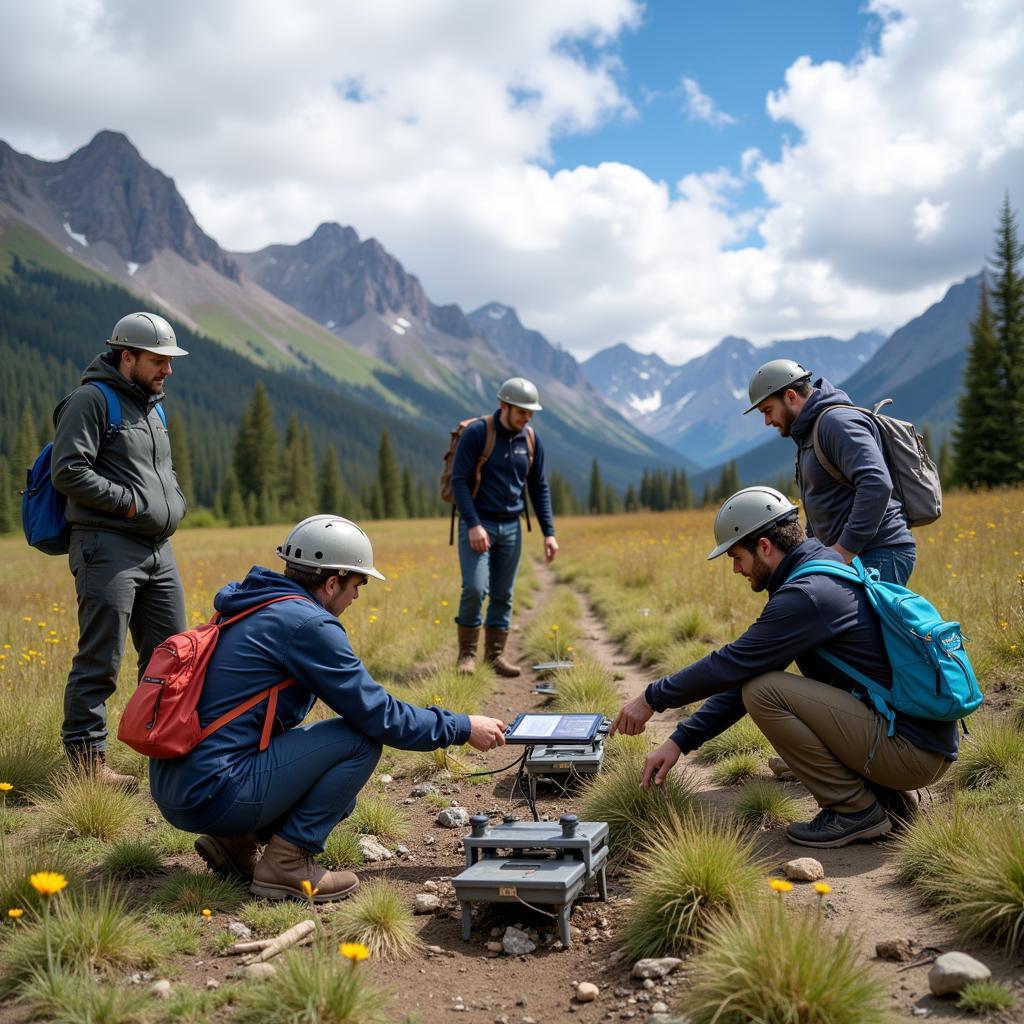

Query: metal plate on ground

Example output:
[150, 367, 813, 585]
[531, 660, 575, 673]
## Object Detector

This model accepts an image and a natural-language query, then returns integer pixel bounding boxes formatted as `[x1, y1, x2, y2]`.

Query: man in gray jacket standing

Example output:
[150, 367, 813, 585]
[52, 312, 190, 787]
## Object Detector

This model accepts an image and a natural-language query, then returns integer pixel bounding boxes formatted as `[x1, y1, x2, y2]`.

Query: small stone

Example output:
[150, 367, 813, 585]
[650, 1003, 668, 1014]
[149, 980, 172, 1000]
[205, 978, 220, 990]
[437, 807, 471, 828]
[875, 938, 915, 962]
[227, 921, 252, 939]
[642, 979, 655, 991]
[631, 958, 683, 980]
[503, 926, 536, 956]
[358, 835, 394, 861]
[242, 962, 277, 981]
[378, 774, 394, 784]
[425, 836, 436, 845]
[928, 952, 991, 996]
[411, 782, 438, 797]
[783, 857, 825, 882]
[577, 982, 599, 1002]
[768, 756, 796, 779]
[422, 880, 439, 892]
[404, 798, 415, 804]
[911, 1010, 930, 1018]
[450, 798, 461, 806]
[486, 941, 504, 953]
[395, 844, 411, 858]
[415, 893, 441, 914]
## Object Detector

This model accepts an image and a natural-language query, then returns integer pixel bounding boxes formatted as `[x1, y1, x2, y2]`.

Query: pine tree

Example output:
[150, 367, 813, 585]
[401, 466, 415, 520]
[624, 483, 639, 512]
[10, 404, 38, 483]
[701, 481, 714, 508]
[715, 460, 740, 501]
[319, 445, 345, 514]
[0, 455, 12, 533]
[169, 412, 195, 510]
[280, 415, 317, 518]
[222, 470, 248, 527]
[639, 468, 651, 509]
[937, 437, 955, 489]
[953, 278, 1008, 485]
[650, 470, 669, 511]
[588, 459, 603, 515]
[234, 383, 278, 509]
[602, 482, 622, 514]
[376, 430, 405, 519]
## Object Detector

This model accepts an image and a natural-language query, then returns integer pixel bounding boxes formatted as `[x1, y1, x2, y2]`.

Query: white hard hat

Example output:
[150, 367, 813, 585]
[277, 515, 385, 580]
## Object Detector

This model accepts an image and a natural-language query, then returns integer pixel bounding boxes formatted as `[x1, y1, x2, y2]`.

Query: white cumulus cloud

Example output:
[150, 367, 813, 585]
[680, 76, 736, 127]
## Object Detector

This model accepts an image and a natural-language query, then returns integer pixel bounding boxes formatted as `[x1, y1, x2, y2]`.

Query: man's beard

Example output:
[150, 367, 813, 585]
[776, 405, 797, 437]
[129, 367, 162, 395]
[748, 552, 773, 592]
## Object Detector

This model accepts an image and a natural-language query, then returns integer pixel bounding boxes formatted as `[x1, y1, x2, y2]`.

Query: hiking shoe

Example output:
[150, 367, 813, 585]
[865, 782, 920, 833]
[66, 747, 139, 792]
[195, 833, 261, 881]
[250, 835, 359, 903]
[456, 625, 480, 675]
[786, 801, 892, 849]
[483, 627, 521, 677]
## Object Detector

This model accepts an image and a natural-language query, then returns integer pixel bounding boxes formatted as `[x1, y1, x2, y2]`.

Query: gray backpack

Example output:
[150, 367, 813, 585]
[812, 401, 942, 528]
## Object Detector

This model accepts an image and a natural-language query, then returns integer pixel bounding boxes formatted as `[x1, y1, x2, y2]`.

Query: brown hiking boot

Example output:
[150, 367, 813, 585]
[456, 625, 480, 674]
[250, 835, 359, 903]
[483, 627, 521, 678]
[195, 833, 261, 881]
[66, 747, 139, 792]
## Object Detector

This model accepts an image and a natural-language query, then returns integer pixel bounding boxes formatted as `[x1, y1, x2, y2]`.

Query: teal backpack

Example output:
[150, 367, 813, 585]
[786, 558, 982, 735]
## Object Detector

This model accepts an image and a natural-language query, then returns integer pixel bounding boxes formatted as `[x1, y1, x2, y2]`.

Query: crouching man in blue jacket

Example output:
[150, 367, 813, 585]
[610, 487, 956, 850]
[150, 515, 506, 901]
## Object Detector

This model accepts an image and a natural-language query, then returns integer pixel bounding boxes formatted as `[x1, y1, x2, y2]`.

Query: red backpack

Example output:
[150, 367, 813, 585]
[117, 595, 311, 759]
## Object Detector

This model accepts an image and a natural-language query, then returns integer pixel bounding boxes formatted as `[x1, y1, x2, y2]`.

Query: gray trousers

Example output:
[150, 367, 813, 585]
[64, 527, 186, 752]
[742, 672, 950, 814]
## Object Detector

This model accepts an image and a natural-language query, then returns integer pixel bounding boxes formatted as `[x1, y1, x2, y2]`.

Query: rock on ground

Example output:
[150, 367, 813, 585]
[576, 981, 599, 1002]
[358, 835, 393, 861]
[502, 925, 537, 956]
[227, 921, 252, 939]
[241, 962, 277, 981]
[783, 857, 825, 882]
[875, 937, 915, 961]
[928, 952, 991, 996]
[436, 807, 471, 828]
[414, 893, 441, 914]
[410, 782, 437, 797]
[149, 980, 172, 1000]
[631, 958, 683, 980]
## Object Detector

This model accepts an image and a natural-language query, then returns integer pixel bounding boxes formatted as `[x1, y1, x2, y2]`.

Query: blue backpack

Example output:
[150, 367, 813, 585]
[786, 558, 983, 735]
[21, 382, 166, 555]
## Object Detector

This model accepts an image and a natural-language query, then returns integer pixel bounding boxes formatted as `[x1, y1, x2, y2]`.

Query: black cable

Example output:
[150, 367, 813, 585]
[455, 748, 528, 779]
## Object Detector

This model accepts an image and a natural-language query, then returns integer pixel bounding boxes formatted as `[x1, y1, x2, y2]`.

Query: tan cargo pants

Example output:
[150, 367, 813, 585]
[742, 672, 951, 814]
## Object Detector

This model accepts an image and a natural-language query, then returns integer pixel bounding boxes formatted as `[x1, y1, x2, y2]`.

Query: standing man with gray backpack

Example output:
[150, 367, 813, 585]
[745, 359, 938, 586]
[51, 312, 190, 788]
[448, 377, 558, 676]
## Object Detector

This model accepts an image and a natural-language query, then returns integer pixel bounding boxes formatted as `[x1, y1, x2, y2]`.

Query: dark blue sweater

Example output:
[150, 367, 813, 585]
[149, 567, 472, 828]
[451, 409, 555, 536]
[792, 379, 913, 553]
[645, 540, 958, 760]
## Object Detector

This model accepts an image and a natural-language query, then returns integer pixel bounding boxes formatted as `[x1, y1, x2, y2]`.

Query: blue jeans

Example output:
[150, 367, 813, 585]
[858, 543, 916, 586]
[180, 719, 381, 852]
[456, 518, 522, 631]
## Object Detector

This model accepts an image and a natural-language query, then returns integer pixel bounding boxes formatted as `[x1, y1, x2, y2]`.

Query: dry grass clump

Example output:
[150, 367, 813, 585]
[580, 751, 697, 863]
[152, 822, 197, 856]
[238, 899, 314, 937]
[152, 868, 248, 915]
[710, 751, 765, 786]
[0, 838, 80, 914]
[18, 964, 151, 1024]
[893, 799, 983, 889]
[406, 666, 487, 716]
[0, 732, 64, 802]
[330, 878, 420, 959]
[549, 657, 620, 716]
[953, 718, 1024, 790]
[601, 732, 655, 765]
[521, 588, 582, 664]
[623, 811, 767, 958]
[345, 793, 409, 843]
[320, 827, 366, 870]
[34, 771, 146, 842]
[734, 780, 803, 829]
[100, 836, 164, 878]
[233, 946, 390, 1024]
[696, 716, 772, 764]
[957, 979, 1017, 1014]
[686, 898, 893, 1024]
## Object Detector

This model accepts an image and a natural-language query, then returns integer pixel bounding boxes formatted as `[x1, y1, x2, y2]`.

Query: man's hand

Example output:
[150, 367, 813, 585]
[832, 543, 856, 564]
[468, 525, 491, 553]
[609, 693, 654, 736]
[641, 739, 682, 792]
[544, 536, 559, 563]
[466, 715, 506, 751]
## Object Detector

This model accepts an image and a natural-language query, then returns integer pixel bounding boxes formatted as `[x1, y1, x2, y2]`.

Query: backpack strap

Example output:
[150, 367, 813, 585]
[522, 425, 535, 534]
[810, 406, 851, 487]
[472, 415, 496, 497]
[154, 402, 167, 428]
[86, 381, 123, 441]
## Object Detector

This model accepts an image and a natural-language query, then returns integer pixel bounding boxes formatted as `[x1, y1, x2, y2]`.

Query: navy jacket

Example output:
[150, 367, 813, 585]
[792, 379, 913, 553]
[451, 409, 555, 536]
[150, 567, 471, 828]
[645, 539, 958, 760]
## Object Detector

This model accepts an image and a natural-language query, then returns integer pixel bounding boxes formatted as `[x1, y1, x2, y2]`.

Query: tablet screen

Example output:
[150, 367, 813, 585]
[506, 713, 603, 743]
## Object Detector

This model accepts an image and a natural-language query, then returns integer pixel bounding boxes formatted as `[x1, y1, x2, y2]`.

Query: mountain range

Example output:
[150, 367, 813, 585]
[0, 129, 983, 498]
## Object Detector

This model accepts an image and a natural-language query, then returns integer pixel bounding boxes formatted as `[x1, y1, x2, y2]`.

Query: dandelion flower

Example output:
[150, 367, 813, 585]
[0, 782, 12, 792]
[201, 908, 212, 918]
[300, 880, 319, 899]
[551, 625, 559, 632]
[813, 882, 832, 895]
[339, 942, 370, 961]
[7, 908, 23, 919]
[768, 879, 793, 893]
[29, 872, 68, 896]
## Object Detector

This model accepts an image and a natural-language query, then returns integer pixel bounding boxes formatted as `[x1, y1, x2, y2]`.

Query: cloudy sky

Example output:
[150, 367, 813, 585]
[1, 0, 1022, 361]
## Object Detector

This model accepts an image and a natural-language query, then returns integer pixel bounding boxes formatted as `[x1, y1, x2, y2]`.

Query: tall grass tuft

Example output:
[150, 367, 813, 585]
[893, 800, 982, 891]
[18, 964, 151, 1024]
[550, 657, 620, 717]
[734, 780, 803, 829]
[331, 878, 420, 959]
[101, 836, 164, 878]
[623, 811, 767, 958]
[711, 751, 765, 785]
[321, 827, 366, 870]
[697, 716, 772, 764]
[234, 946, 390, 1024]
[602, 732, 655, 766]
[957, 980, 1017, 1014]
[1, 886, 159, 991]
[686, 899, 893, 1024]
[146, 911, 205, 955]
[953, 718, 1024, 790]
[580, 752, 697, 864]
[345, 794, 409, 843]
[35, 771, 146, 842]
[0, 732, 63, 802]
[0, 838, 81, 913]
[239, 899, 313, 937]
[152, 869, 248, 914]
[152, 822, 197, 856]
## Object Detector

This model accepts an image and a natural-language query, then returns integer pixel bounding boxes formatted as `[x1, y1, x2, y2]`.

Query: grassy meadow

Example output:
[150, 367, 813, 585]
[0, 490, 1022, 1021]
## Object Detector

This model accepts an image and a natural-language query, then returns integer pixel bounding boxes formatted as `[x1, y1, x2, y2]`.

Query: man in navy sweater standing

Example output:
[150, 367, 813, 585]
[745, 360, 916, 585]
[611, 487, 955, 849]
[450, 377, 558, 676]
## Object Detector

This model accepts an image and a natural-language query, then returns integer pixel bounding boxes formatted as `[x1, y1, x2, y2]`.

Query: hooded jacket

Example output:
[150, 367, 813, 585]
[791, 379, 913, 554]
[149, 567, 472, 829]
[645, 539, 958, 760]
[51, 352, 186, 542]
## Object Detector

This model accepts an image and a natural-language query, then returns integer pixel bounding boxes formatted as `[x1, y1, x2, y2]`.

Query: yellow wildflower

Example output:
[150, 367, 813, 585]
[300, 880, 319, 899]
[339, 942, 370, 961]
[768, 879, 793, 893]
[0, 782, 12, 792]
[7, 908, 23, 919]
[201, 908, 212, 918]
[813, 882, 832, 895]
[29, 872, 68, 896]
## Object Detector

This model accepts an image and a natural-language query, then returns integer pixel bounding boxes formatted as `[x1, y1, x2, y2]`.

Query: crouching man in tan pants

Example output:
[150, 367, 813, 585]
[610, 487, 954, 849]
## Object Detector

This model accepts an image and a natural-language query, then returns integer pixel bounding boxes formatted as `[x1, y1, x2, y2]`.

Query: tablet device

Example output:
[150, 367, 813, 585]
[504, 712, 604, 745]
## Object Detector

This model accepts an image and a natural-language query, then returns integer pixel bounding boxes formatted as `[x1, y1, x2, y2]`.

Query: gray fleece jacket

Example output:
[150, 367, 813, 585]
[51, 352, 186, 542]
